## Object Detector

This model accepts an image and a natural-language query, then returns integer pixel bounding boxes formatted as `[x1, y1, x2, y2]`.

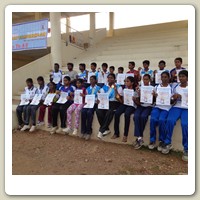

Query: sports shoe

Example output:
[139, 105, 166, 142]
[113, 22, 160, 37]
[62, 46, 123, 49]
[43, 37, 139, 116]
[50, 126, 58, 134]
[47, 123, 52, 128]
[161, 143, 173, 154]
[56, 127, 64, 134]
[37, 121, 45, 126]
[182, 151, 188, 162]
[122, 136, 127, 143]
[72, 128, 78, 136]
[80, 133, 85, 139]
[133, 138, 144, 149]
[85, 134, 91, 141]
[148, 142, 156, 150]
[97, 131, 103, 139]
[29, 125, 36, 132]
[102, 130, 111, 136]
[20, 125, 30, 131]
[63, 127, 72, 134]
[157, 141, 164, 152]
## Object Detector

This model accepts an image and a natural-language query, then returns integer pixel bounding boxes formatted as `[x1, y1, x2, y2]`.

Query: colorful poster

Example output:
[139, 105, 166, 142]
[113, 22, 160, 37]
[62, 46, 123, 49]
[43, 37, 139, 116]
[97, 93, 109, 109]
[84, 95, 95, 108]
[74, 89, 83, 104]
[156, 87, 171, 106]
[56, 92, 68, 104]
[30, 94, 43, 105]
[140, 86, 153, 104]
[12, 19, 48, 51]
[123, 89, 134, 106]
[155, 70, 162, 84]
[181, 88, 188, 108]
[116, 74, 126, 85]
[19, 94, 30, 106]
[43, 93, 56, 106]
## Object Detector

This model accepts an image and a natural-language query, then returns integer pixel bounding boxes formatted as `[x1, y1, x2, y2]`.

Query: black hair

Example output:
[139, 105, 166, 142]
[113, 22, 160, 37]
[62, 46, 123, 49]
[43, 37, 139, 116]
[64, 76, 71, 82]
[26, 78, 33, 84]
[90, 75, 97, 81]
[143, 74, 151, 79]
[37, 76, 44, 82]
[49, 81, 56, 88]
[107, 73, 116, 79]
[91, 62, 97, 67]
[79, 63, 86, 70]
[161, 71, 170, 78]
[126, 76, 136, 90]
[54, 63, 59, 68]
[109, 66, 115, 71]
[143, 60, 150, 66]
[102, 63, 108, 68]
[178, 70, 188, 77]
[118, 67, 124, 72]
[174, 57, 183, 63]
[67, 62, 74, 68]
[76, 78, 84, 84]
[159, 60, 166, 65]
[129, 61, 135, 66]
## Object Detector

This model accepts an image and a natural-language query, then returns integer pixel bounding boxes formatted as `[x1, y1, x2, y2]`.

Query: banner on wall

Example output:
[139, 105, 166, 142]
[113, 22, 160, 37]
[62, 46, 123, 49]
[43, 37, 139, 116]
[12, 18, 49, 51]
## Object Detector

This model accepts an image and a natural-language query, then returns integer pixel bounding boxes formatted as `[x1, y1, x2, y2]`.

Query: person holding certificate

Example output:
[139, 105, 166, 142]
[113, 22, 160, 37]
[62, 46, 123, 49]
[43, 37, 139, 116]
[133, 74, 154, 149]
[96, 74, 123, 139]
[21, 76, 49, 132]
[162, 70, 188, 162]
[148, 71, 172, 151]
[97, 63, 110, 87]
[37, 82, 58, 128]
[111, 76, 139, 142]
[50, 63, 62, 87]
[50, 76, 74, 134]
[16, 78, 37, 130]
[81, 76, 101, 140]
[63, 78, 86, 136]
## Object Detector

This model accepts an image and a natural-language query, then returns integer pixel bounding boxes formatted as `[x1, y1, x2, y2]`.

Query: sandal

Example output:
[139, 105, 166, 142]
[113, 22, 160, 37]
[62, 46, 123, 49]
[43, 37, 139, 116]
[122, 136, 127, 142]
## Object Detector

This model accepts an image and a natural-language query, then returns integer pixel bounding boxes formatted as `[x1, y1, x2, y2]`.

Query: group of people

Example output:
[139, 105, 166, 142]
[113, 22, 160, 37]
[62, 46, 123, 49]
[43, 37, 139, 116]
[16, 57, 188, 162]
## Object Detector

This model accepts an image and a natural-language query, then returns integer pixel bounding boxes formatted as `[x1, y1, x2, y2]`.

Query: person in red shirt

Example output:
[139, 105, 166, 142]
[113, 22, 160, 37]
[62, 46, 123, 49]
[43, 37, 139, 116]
[127, 61, 140, 86]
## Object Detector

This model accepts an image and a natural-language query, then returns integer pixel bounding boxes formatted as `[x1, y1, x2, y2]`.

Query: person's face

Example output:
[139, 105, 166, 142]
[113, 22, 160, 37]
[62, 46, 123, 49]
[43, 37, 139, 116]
[90, 77, 96, 85]
[128, 63, 134, 70]
[143, 63, 149, 70]
[109, 68, 114, 73]
[26, 81, 33, 88]
[174, 60, 182, 68]
[54, 65, 59, 72]
[91, 65, 96, 71]
[161, 73, 170, 84]
[37, 80, 44, 86]
[107, 75, 115, 84]
[49, 82, 54, 90]
[158, 63, 165, 70]
[179, 74, 188, 84]
[64, 78, 70, 86]
[143, 76, 150, 85]
[102, 66, 107, 72]
[118, 69, 123, 74]
[79, 65, 84, 71]
[125, 78, 133, 88]
[67, 65, 73, 71]
[76, 81, 82, 88]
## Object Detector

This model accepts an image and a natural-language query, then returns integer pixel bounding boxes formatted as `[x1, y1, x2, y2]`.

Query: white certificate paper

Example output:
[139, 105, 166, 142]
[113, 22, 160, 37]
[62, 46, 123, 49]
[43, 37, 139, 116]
[57, 92, 68, 104]
[140, 86, 153, 104]
[156, 87, 171, 106]
[155, 70, 162, 84]
[98, 72, 104, 83]
[30, 94, 43, 105]
[53, 76, 61, 84]
[74, 89, 83, 104]
[19, 94, 30, 106]
[123, 89, 134, 106]
[98, 93, 109, 109]
[181, 88, 188, 108]
[116, 74, 126, 85]
[84, 95, 95, 108]
[43, 93, 56, 106]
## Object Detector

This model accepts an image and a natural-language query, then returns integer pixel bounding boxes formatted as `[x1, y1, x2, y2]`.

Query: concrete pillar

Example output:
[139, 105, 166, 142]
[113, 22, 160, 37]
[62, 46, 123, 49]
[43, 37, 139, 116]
[66, 17, 71, 33]
[107, 12, 114, 37]
[89, 13, 95, 46]
[35, 12, 41, 20]
[50, 12, 62, 69]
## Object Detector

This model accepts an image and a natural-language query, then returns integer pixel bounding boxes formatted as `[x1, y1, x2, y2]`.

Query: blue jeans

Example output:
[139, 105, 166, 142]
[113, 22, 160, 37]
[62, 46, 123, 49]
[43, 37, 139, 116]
[150, 107, 169, 143]
[134, 106, 152, 137]
[164, 107, 188, 151]
[114, 104, 136, 137]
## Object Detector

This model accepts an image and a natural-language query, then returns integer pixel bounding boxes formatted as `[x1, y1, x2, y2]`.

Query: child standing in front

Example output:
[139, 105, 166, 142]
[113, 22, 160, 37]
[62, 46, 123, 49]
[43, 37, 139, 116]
[161, 70, 188, 162]
[63, 79, 86, 136]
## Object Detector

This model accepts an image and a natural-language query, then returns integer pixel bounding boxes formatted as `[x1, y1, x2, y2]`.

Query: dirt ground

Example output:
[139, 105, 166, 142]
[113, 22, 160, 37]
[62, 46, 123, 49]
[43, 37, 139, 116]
[12, 129, 188, 175]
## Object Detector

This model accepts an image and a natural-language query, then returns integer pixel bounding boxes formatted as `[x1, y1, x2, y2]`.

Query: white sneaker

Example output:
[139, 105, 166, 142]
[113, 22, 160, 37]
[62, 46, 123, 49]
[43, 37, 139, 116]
[29, 126, 36, 132]
[102, 130, 111, 136]
[47, 123, 52, 128]
[50, 126, 58, 134]
[97, 131, 103, 139]
[20, 125, 30, 131]
[56, 128, 64, 133]
[72, 128, 78, 136]
[37, 121, 44, 126]
[63, 127, 72, 134]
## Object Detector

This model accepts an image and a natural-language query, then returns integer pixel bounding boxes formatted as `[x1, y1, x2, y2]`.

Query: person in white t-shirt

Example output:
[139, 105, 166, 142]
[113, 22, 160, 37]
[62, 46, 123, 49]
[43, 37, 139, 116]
[50, 63, 62, 85]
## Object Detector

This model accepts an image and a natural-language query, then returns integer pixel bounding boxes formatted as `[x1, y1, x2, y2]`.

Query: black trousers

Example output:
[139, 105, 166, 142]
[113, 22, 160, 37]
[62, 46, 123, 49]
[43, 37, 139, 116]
[16, 105, 29, 126]
[96, 101, 121, 133]
[51, 101, 72, 128]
